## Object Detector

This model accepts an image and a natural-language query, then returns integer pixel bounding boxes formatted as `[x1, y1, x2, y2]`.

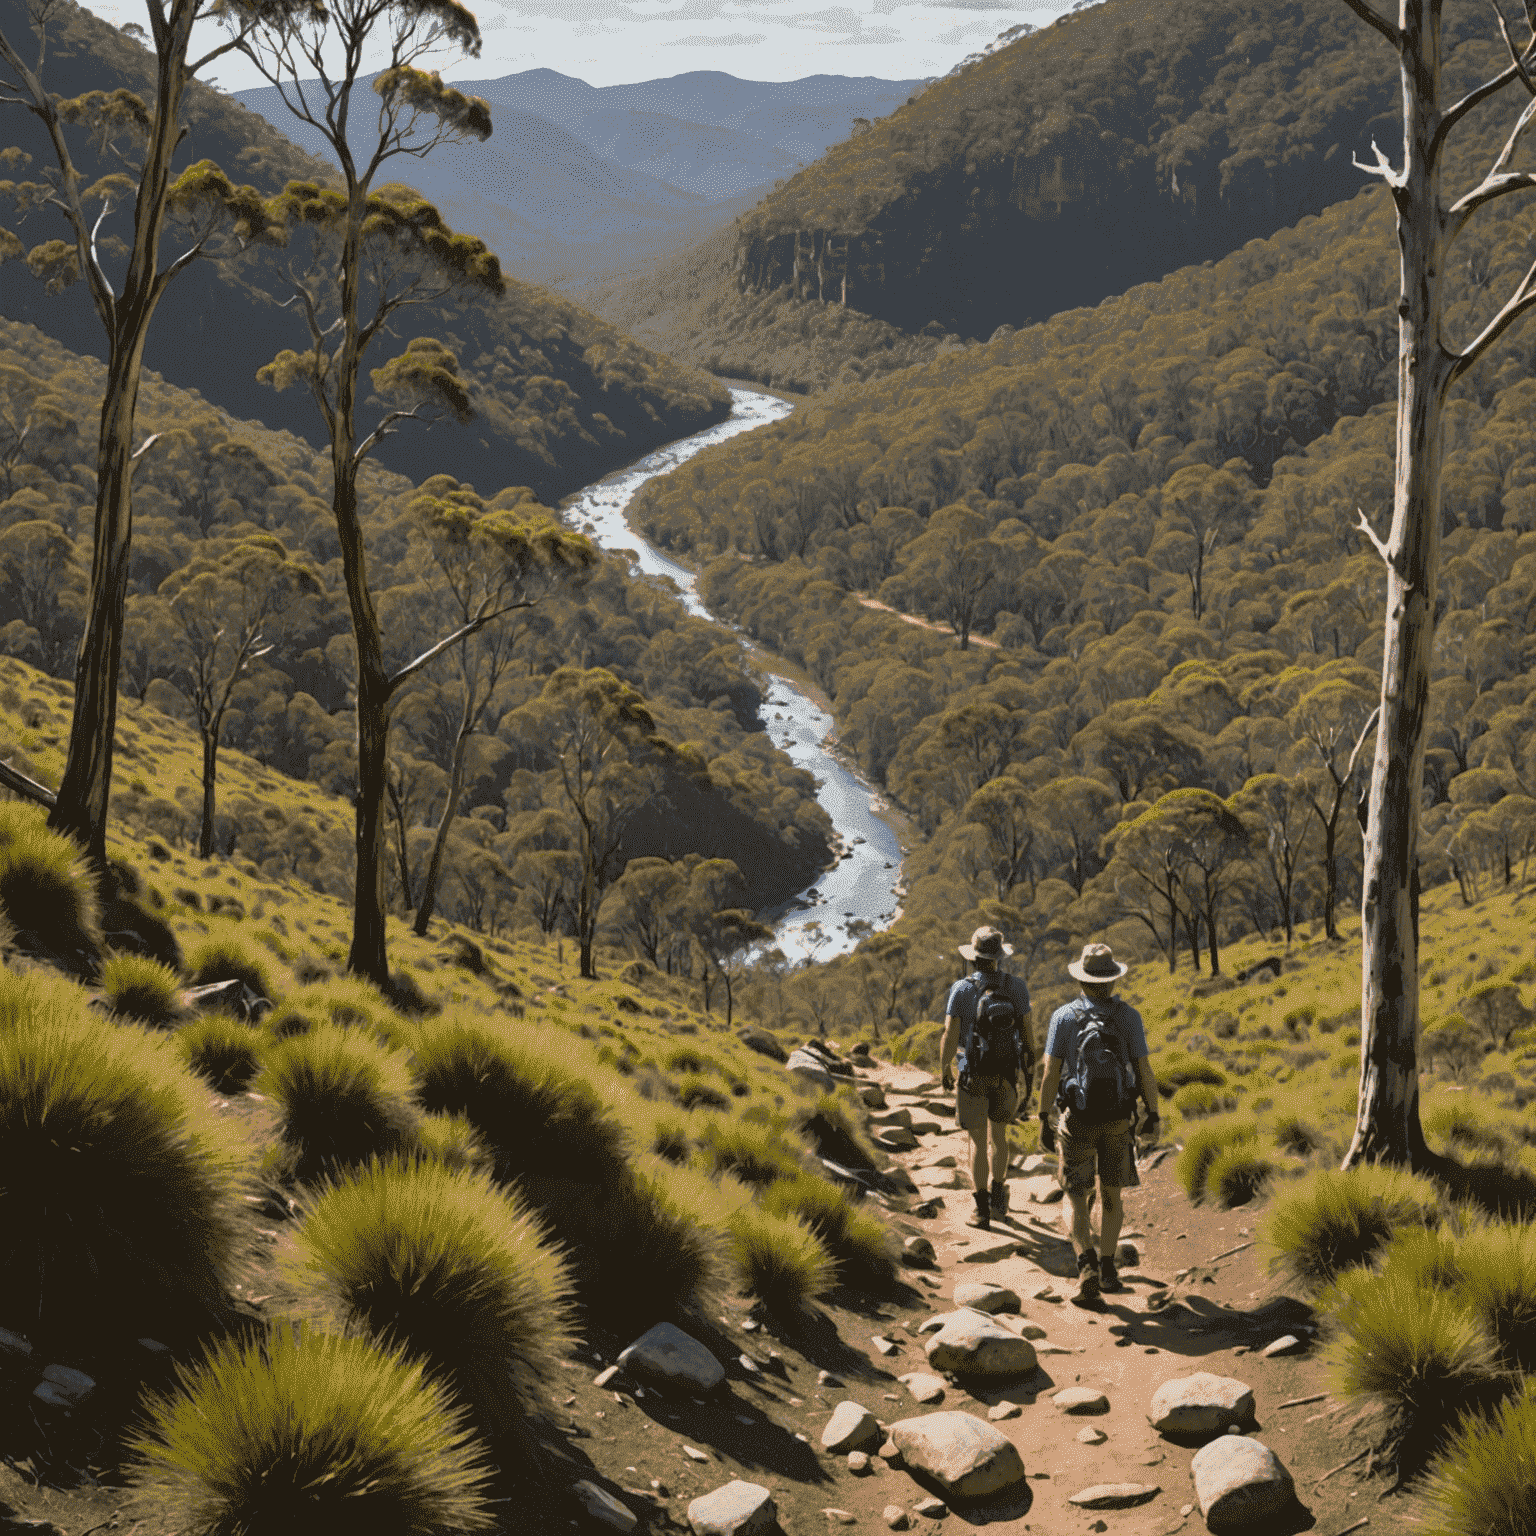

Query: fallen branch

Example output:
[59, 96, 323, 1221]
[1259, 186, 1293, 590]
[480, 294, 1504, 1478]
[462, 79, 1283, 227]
[1278, 1392, 1329, 1409]
[1207, 1240, 1254, 1264]
[1332, 1520, 1370, 1536]
[1316, 1446, 1372, 1484]
[0, 757, 56, 809]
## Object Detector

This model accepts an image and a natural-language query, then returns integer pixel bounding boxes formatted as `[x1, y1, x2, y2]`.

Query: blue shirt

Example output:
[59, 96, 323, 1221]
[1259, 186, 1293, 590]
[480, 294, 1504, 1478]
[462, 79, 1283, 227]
[1044, 994, 1149, 1103]
[946, 970, 1033, 1076]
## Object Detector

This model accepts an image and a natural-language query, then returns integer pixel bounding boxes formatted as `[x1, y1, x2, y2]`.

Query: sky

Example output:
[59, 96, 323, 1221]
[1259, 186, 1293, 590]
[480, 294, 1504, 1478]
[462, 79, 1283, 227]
[79, 0, 1075, 95]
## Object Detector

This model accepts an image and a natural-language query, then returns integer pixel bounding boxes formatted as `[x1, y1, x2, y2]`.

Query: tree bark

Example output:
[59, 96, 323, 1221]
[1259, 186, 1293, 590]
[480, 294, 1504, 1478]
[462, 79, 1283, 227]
[413, 712, 472, 936]
[198, 724, 220, 859]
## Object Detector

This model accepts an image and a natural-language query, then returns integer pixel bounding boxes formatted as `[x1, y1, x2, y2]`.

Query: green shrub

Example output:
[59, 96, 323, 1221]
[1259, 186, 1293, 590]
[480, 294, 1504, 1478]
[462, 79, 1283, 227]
[0, 970, 251, 1344]
[1176, 1118, 1259, 1203]
[728, 1206, 834, 1315]
[587, 1164, 718, 1326]
[0, 803, 100, 962]
[664, 1046, 714, 1074]
[651, 1117, 690, 1163]
[698, 1119, 803, 1188]
[102, 953, 184, 1026]
[677, 1074, 732, 1111]
[177, 1014, 264, 1094]
[1173, 1082, 1238, 1118]
[129, 1322, 494, 1535]
[1206, 1145, 1276, 1208]
[411, 1113, 495, 1177]
[1416, 1380, 1536, 1536]
[1452, 1221, 1536, 1374]
[1271, 1112, 1325, 1156]
[1156, 1049, 1226, 1095]
[1264, 1165, 1444, 1293]
[285, 1159, 574, 1446]
[185, 933, 273, 998]
[888, 1020, 939, 1070]
[1378, 1225, 1466, 1294]
[792, 1090, 881, 1170]
[761, 1172, 893, 1288]
[264, 1001, 318, 1040]
[256, 1027, 419, 1184]
[289, 977, 390, 1032]
[1327, 1268, 1503, 1427]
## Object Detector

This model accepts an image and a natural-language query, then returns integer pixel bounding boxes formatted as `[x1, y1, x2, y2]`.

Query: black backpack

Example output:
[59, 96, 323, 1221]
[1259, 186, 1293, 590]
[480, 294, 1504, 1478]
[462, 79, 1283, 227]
[1058, 999, 1137, 1123]
[962, 971, 1023, 1083]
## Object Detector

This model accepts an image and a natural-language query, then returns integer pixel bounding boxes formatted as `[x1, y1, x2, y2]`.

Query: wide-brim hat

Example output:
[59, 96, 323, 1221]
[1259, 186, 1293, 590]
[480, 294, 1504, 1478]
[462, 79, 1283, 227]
[1068, 942, 1129, 983]
[958, 925, 1014, 961]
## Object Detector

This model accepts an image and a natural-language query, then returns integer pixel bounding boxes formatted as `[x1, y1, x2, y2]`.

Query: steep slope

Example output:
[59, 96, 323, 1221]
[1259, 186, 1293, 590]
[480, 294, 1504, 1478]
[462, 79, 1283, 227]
[0, 0, 728, 503]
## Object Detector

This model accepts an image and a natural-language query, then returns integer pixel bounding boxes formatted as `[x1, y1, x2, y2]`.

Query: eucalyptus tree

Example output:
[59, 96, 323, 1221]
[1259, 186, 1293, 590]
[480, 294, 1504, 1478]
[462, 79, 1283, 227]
[1337, 0, 1536, 1166]
[1, 0, 266, 864]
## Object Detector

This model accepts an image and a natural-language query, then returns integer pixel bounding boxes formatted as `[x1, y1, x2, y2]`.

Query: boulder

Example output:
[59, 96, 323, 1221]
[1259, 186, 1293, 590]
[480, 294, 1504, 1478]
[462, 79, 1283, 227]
[786, 1050, 836, 1091]
[1068, 1484, 1161, 1510]
[874, 1126, 918, 1151]
[1053, 1387, 1109, 1415]
[859, 1083, 887, 1108]
[925, 1311, 1038, 1377]
[1148, 1374, 1255, 1437]
[1191, 1436, 1295, 1527]
[572, 1480, 638, 1533]
[738, 1028, 787, 1063]
[869, 1107, 914, 1128]
[888, 1411, 1027, 1499]
[883, 1506, 911, 1530]
[686, 1480, 778, 1536]
[617, 1323, 724, 1394]
[898, 1372, 946, 1403]
[953, 1281, 1020, 1314]
[38, 1364, 95, 1405]
[902, 1236, 937, 1268]
[821, 1401, 881, 1452]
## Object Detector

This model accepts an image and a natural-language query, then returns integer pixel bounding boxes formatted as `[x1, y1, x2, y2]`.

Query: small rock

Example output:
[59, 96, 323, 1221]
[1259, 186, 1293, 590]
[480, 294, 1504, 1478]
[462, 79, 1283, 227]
[1148, 1373, 1255, 1437]
[874, 1127, 919, 1151]
[884, 1506, 911, 1531]
[869, 1106, 915, 1127]
[1117, 1242, 1139, 1266]
[683, 1445, 710, 1462]
[1090, 1522, 1108, 1533]
[859, 1083, 887, 1108]
[822, 1511, 856, 1525]
[741, 1319, 760, 1332]
[1076, 1427, 1108, 1444]
[0, 1328, 33, 1364]
[821, 1400, 881, 1453]
[889, 1411, 1027, 1498]
[1035, 1341, 1074, 1356]
[594, 1364, 622, 1388]
[1053, 1387, 1109, 1414]
[137, 1337, 170, 1355]
[953, 1280, 1021, 1313]
[572, 1479, 638, 1533]
[618, 1323, 724, 1394]
[848, 1451, 871, 1473]
[916, 1314, 950, 1334]
[686, 1479, 777, 1536]
[879, 1437, 901, 1460]
[1191, 1435, 1295, 1526]
[912, 1496, 949, 1517]
[818, 1370, 844, 1387]
[925, 1310, 1037, 1377]
[1019, 1322, 1047, 1339]
[902, 1235, 937, 1268]
[1263, 1334, 1305, 1358]
[897, 1371, 946, 1404]
[1033, 1285, 1062, 1302]
[1068, 1483, 1161, 1509]
[988, 1401, 1022, 1420]
[38, 1364, 95, 1405]
[786, 1049, 837, 1092]
[872, 1335, 900, 1355]
[737, 1354, 761, 1376]
[1181, 1503, 1194, 1516]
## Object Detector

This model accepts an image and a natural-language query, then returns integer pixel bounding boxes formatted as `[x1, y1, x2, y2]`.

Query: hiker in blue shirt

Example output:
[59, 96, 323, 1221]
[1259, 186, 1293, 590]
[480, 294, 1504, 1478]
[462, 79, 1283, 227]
[1038, 943, 1161, 1302]
[939, 925, 1035, 1231]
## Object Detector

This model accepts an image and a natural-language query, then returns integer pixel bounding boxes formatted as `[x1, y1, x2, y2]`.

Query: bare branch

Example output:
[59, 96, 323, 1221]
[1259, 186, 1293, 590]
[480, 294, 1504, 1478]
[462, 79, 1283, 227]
[1356, 506, 1396, 569]
[1447, 86, 1536, 235]
[353, 405, 428, 464]
[1338, 0, 1402, 47]
[1450, 250, 1536, 377]
[1493, 0, 1536, 96]
[0, 756, 56, 808]
[1346, 705, 1382, 785]
[385, 600, 537, 696]
[131, 431, 163, 461]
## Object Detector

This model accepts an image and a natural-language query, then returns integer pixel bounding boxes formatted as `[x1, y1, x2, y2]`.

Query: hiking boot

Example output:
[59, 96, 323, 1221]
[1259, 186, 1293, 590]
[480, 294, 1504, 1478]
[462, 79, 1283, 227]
[1075, 1249, 1101, 1303]
[989, 1179, 1009, 1216]
[968, 1190, 991, 1230]
[1099, 1254, 1125, 1293]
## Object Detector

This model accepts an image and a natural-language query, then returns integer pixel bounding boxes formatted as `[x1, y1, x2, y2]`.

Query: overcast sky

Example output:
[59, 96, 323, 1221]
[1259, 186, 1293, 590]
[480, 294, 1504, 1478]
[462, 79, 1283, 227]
[80, 0, 1072, 94]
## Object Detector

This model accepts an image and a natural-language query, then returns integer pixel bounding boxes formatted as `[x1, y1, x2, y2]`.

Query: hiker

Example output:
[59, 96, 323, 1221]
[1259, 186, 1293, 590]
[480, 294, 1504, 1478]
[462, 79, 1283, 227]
[1037, 942, 1161, 1302]
[938, 925, 1035, 1231]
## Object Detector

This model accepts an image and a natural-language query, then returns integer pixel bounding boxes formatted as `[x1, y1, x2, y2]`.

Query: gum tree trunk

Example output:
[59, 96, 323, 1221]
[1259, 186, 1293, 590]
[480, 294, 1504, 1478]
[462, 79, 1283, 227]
[413, 712, 472, 935]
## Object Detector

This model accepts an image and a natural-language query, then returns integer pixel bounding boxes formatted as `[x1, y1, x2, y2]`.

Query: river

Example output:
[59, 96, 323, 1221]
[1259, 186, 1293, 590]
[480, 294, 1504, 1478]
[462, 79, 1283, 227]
[561, 388, 905, 963]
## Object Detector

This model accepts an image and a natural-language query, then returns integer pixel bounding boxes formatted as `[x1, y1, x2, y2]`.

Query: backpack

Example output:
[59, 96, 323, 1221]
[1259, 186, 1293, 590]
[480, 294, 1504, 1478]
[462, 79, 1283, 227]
[962, 971, 1023, 1084]
[1058, 999, 1137, 1124]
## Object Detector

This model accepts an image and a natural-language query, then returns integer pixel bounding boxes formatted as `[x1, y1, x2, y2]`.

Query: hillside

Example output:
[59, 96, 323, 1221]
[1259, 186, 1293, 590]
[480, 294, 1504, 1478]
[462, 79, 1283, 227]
[0, 0, 729, 503]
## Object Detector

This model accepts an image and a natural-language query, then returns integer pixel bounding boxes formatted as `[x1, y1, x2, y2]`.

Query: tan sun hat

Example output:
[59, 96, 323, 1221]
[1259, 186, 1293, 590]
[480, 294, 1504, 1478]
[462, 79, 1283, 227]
[958, 925, 1014, 961]
[1067, 942, 1129, 984]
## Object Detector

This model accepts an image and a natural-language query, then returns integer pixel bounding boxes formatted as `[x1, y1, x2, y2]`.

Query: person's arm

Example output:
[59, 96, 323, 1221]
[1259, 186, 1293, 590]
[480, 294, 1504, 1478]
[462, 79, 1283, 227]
[940, 1014, 960, 1089]
[1039, 1053, 1062, 1115]
[1135, 1055, 1161, 1136]
[1016, 1002, 1036, 1111]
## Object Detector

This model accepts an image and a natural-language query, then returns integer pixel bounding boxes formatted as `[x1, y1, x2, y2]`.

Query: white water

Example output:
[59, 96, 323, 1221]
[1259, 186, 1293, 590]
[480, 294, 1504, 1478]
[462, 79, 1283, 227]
[562, 388, 905, 963]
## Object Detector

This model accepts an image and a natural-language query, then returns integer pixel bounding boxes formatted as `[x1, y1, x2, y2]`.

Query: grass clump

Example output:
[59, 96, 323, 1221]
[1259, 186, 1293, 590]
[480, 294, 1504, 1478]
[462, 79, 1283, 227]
[728, 1205, 835, 1316]
[285, 1158, 575, 1447]
[791, 1089, 881, 1171]
[761, 1172, 893, 1288]
[256, 1026, 419, 1184]
[677, 1073, 732, 1111]
[1156, 1049, 1226, 1093]
[1264, 1165, 1445, 1293]
[1424, 1099, 1512, 1158]
[1173, 1082, 1237, 1118]
[1451, 1220, 1536, 1374]
[1176, 1117, 1259, 1203]
[651, 1116, 691, 1163]
[129, 1322, 494, 1535]
[411, 1113, 495, 1176]
[1416, 1380, 1536, 1536]
[102, 953, 184, 1026]
[0, 803, 101, 962]
[264, 1001, 318, 1040]
[698, 1118, 804, 1188]
[0, 969, 250, 1344]
[1205, 1144, 1276, 1208]
[177, 1014, 264, 1094]
[185, 931, 273, 998]
[1272, 1111, 1326, 1156]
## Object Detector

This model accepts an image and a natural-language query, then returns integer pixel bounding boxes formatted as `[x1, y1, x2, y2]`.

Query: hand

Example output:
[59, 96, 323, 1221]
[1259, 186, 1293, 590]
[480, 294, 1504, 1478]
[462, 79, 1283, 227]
[1139, 1112, 1161, 1147]
[941, 1067, 955, 1093]
[1038, 1114, 1057, 1155]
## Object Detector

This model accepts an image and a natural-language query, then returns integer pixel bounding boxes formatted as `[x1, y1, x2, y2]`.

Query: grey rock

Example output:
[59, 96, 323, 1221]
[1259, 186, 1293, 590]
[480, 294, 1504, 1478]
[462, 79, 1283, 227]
[1053, 1387, 1109, 1414]
[875, 1126, 918, 1151]
[1117, 1242, 1139, 1266]
[848, 1451, 871, 1473]
[38, 1364, 95, 1405]
[618, 1323, 724, 1394]
[859, 1083, 887, 1108]
[925, 1310, 1038, 1377]
[898, 1371, 946, 1403]
[953, 1281, 1020, 1314]
[822, 1510, 856, 1525]
[687, 1480, 778, 1536]
[0, 1329, 33, 1367]
[1191, 1436, 1295, 1527]
[821, 1400, 881, 1452]
[572, 1480, 638, 1533]
[890, 1411, 1026, 1499]
[818, 1369, 844, 1387]
[911, 1495, 951, 1517]
[902, 1235, 937, 1268]
[1068, 1484, 1160, 1509]
[883, 1506, 911, 1530]
[1148, 1373, 1255, 1437]
[1263, 1334, 1305, 1357]
[870, 1107, 914, 1127]
[593, 1364, 621, 1388]
[786, 1049, 837, 1091]
[988, 1401, 1022, 1420]
[1077, 1427, 1108, 1444]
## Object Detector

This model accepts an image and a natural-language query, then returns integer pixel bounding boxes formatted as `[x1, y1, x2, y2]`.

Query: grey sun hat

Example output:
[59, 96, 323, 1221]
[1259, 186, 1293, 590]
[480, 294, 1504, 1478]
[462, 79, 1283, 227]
[958, 925, 1014, 961]
[1067, 942, 1129, 984]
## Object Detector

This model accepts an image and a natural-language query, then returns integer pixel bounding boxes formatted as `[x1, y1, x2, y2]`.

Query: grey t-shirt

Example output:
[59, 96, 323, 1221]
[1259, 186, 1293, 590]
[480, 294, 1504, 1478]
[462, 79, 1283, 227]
[1044, 994, 1149, 1111]
[946, 970, 1033, 1077]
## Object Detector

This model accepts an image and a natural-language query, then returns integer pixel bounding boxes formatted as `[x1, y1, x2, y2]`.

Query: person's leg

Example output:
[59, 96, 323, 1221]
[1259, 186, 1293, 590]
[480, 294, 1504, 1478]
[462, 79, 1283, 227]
[969, 1125, 989, 1194]
[1066, 1185, 1095, 1252]
[1098, 1121, 1138, 1291]
[989, 1117, 1010, 1212]
[956, 1082, 992, 1227]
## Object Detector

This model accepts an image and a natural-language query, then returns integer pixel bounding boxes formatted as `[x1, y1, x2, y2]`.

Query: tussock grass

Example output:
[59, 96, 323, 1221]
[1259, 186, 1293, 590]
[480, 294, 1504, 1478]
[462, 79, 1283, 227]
[791, 1089, 881, 1170]
[1264, 1165, 1445, 1293]
[286, 1158, 575, 1446]
[0, 803, 101, 962]
[677, 1073, 732, 1110]
[1205, 1144, 1276, 1208]
[1451, 1221, 1536, 1374]
[256, 1026, 419, 1184]
[729, 1205, 835, 1315]
[698, 1118, 804, 1187]
[1416, 1380, 1536, 1536]
[1425, 1099, 1514, 1158]
[761, 1171, 893, 1288]
[1176, 1117, 1259, 1203]
[1271, 1111, 1327, 1156]
[185, 928, 275, 998]
[1173, 1081, 1238, 1117]
[1378, 1225, 1467, 1294]
[1156, 1050, 1227, 1093]
[129, 1322, 494, 1535]
[264, 1000, 318, 1039]
[411, 1113, 495, 1176]
[177, 1014, 264, 1094]
[0, 969, 251, 1343]
[650, 1115, 691, 1163]
[102, 953, 184, 1026]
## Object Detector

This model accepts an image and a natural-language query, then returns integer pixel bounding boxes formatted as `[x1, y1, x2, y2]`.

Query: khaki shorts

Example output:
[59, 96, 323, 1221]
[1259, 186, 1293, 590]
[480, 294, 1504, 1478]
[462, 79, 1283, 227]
[956, 1073, 1018, 1134]
[1057, 1109, 1139, 1192]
